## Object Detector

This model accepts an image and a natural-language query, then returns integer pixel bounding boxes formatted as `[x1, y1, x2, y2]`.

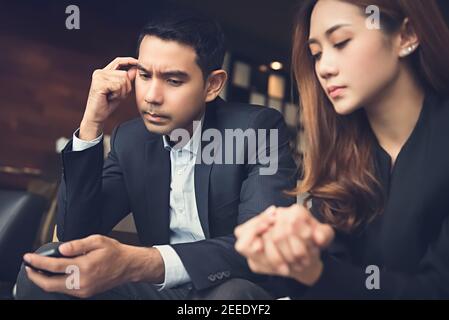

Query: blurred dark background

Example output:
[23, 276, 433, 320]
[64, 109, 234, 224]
[0, 0, 304, 189]
[1, 0, 449, 190]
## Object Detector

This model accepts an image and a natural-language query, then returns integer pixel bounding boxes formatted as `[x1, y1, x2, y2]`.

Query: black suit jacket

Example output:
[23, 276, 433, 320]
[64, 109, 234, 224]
[56, 97, 297, 290]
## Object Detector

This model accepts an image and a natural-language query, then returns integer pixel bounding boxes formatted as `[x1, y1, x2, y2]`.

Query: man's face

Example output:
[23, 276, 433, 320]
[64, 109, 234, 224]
[135, 35, 207, 136]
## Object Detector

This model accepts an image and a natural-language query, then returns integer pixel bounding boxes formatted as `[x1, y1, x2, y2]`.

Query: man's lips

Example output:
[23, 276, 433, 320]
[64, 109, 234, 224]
[143, 112, 170, 123]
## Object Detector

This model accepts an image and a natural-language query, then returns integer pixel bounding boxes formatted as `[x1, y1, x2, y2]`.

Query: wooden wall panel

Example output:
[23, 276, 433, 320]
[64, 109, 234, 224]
[0, 33, 138, 189]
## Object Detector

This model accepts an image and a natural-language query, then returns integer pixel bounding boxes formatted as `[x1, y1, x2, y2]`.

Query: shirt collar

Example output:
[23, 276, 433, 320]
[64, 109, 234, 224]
[162, 115, 204, 156]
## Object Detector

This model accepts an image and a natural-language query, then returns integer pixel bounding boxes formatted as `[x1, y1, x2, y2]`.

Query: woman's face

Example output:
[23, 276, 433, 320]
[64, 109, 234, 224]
[308, 0, 401, 115]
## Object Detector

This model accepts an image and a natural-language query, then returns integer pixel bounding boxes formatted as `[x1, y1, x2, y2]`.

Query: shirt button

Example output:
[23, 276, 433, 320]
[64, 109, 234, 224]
[177, 170, 183, 175]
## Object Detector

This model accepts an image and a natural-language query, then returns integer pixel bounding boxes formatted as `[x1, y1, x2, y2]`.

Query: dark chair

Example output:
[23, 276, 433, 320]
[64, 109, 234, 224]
[0, 190, 48, 298]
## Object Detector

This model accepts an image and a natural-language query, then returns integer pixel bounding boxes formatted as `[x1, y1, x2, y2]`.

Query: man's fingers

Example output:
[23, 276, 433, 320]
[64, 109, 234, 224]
[23, 254, 75, 274]
[247, 237, 265, 256]
[126, 76, 132, 94]
[103, 57, 138, 99]
[248, 258, 269, 275]
[25, 267, 67, 293]
[119, 78, 128, 99]
[235, 221, 271, 256]
[111, 75, 127, 100]
[234, 206, 277, 254]
[105, 57, 138, 70]
[106, 72, 133, 100]
[127, 66, 137, 82]
[59, 235, 106, 257]
[234, 206, 276, 238]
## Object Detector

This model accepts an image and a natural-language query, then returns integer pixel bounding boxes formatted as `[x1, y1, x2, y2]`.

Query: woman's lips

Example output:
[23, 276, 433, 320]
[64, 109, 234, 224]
[327, 86, 347, 99]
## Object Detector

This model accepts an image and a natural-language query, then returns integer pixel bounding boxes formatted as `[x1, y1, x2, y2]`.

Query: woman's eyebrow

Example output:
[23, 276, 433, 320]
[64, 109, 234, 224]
[308, 23, 352, 45]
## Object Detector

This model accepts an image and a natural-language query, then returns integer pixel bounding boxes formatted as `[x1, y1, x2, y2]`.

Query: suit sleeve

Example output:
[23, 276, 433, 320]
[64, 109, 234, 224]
[56, 125, 131, 241]
[172, 108, 298, 291]
[285, 200, 449, 299]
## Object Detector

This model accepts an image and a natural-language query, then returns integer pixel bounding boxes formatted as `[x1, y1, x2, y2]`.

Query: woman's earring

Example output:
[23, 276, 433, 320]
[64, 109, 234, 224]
[400, 44, 417, 57]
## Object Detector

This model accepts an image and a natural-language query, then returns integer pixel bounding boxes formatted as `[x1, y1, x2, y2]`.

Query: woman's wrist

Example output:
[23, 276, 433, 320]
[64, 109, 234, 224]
[293, 259, 324, 286]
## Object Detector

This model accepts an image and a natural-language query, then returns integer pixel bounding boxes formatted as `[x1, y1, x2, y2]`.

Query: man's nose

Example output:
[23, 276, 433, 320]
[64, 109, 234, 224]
[144, 80, 164, 106]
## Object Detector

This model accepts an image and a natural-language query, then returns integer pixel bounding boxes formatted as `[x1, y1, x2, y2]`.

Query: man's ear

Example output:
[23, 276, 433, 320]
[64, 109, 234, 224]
[397, 18, 420, 58]
[205, 69, 228, 102]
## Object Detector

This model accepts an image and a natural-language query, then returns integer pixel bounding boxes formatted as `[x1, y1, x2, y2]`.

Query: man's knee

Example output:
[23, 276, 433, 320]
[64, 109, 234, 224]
[195, 278, 273, 300]
[15, 242, 67, 300]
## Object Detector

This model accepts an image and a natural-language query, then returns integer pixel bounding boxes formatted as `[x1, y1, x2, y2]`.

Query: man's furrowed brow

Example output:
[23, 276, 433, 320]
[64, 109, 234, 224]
[159, 71, 190, 79]
[136, 64, 189, 78]
[137, 64, 150, 73]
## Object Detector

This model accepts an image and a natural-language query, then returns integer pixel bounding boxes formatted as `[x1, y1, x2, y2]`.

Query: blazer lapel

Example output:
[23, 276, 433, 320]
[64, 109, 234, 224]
[194, 101, 220, 239]
[195, 162, 212, 239]
[144, 137, 171, 245]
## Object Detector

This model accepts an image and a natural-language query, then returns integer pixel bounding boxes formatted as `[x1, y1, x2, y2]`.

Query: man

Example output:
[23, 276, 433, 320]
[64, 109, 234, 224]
[16, 7, 297, 300]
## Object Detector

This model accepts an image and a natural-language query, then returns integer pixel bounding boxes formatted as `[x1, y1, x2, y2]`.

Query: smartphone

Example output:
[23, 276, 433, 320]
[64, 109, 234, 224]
[24, 244, 66, 276]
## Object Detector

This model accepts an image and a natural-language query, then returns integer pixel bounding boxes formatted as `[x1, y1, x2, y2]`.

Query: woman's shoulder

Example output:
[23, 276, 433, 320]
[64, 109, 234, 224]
[430, 90, 449, 111]
[427, 90, 449, 127]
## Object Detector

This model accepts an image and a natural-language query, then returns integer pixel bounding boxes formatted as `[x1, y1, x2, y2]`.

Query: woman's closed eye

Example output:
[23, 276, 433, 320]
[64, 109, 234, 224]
[311, 52, 322, 61]
[311, 39, 351, 61]
[334, 39, 351, 49]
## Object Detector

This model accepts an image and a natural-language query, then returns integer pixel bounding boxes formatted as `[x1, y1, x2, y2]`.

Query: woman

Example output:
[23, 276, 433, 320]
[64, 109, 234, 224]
[235, 0, 449, 299]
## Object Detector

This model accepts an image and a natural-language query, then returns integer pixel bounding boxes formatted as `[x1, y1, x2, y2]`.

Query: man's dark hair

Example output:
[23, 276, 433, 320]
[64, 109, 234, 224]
[136, 7, 226, 79]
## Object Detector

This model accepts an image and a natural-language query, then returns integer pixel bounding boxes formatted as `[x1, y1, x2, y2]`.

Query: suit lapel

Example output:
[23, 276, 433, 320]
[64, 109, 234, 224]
[144, 138, 171, 245]
[194, 101, 220, 239]
[195, 162, 212, 239]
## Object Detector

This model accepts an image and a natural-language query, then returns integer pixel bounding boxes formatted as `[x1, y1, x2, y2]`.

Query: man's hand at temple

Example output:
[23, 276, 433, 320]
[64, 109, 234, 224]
[80, 57, 138, 141]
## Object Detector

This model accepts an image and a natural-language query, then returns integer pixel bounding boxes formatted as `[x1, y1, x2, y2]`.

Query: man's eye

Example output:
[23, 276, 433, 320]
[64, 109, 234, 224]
[167, 79, 183, 86]
[139, 73, 150, 80]
[334, 39, 350, 49]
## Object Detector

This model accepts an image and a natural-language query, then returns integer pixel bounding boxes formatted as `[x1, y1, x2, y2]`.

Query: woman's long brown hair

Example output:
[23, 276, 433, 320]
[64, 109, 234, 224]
[292, 0, 449, 233]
